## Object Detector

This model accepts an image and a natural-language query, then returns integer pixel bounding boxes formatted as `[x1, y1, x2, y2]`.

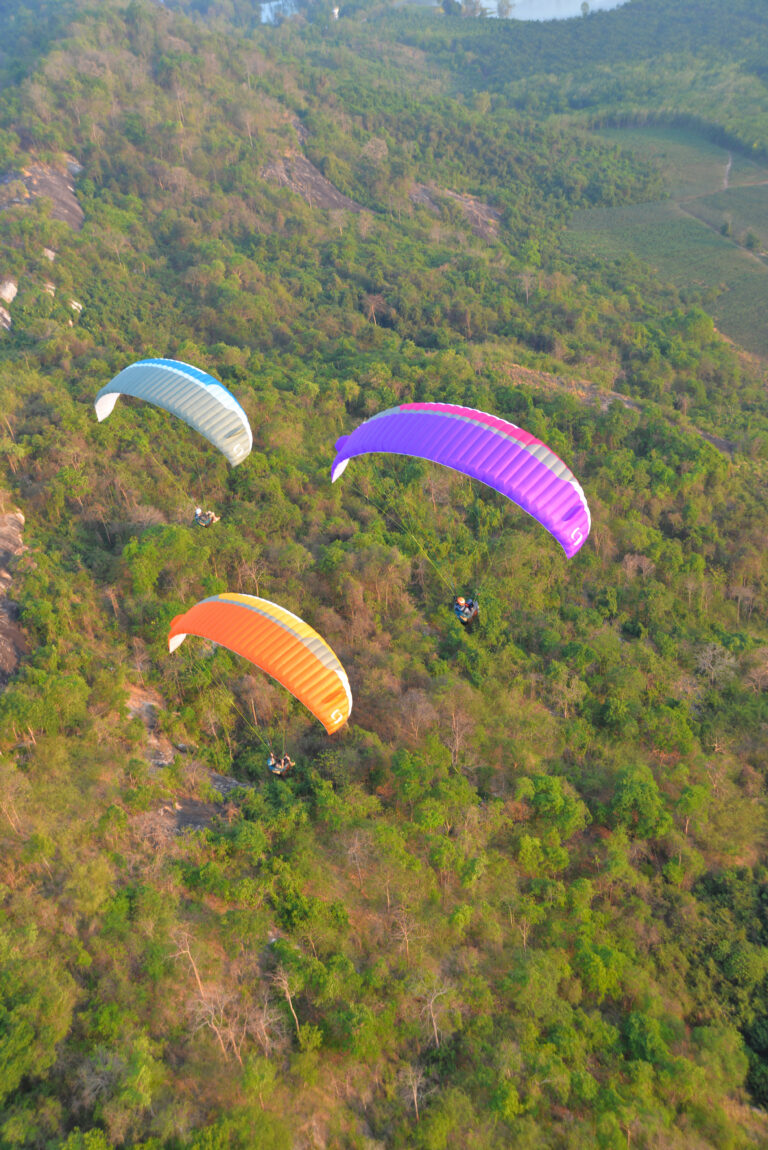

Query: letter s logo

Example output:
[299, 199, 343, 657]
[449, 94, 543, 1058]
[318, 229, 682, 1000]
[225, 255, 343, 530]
[329, 709, 345, 727]
[570, 528, 583, 545]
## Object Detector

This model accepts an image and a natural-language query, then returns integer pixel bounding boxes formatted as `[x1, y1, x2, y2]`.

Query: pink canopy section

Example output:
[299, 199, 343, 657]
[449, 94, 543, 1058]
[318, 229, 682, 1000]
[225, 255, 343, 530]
[332, 402, 590, 558]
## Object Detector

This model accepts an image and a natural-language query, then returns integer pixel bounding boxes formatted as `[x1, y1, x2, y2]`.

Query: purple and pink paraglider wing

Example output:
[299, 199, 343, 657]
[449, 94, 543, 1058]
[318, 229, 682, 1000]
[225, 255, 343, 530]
[331, 402, 590, 558]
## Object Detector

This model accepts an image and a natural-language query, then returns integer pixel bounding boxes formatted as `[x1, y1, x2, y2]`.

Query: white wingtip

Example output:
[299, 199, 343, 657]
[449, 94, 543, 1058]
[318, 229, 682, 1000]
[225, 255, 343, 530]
[94, 392, 120, 422]
[331, 458, 349, 483]
[168, 632, 187, 653]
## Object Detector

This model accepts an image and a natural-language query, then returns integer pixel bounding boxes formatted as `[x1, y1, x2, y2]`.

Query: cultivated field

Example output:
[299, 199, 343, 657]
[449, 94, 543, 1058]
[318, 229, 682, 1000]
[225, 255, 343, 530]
[597, 125, 768, 197]
[684, 184, 768, 251]
[564, 126, 768, 357]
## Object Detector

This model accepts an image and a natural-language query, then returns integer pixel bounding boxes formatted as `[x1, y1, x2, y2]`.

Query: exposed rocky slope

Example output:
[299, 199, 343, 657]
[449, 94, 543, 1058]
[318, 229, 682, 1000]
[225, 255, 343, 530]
[410, 182, 502, 240]
[127, 683, 254, 840]
[0, 507, 26, 687]
[0, 158, 83, 229]
[263, 153, 362, 212]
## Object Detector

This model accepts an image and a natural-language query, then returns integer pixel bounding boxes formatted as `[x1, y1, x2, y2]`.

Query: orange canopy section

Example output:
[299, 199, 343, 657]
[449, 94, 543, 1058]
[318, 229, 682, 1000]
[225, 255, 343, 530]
[168, 593, 352, 734]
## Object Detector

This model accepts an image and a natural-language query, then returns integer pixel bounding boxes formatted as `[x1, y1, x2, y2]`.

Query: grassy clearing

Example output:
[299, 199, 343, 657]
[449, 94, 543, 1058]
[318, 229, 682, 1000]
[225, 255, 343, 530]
[598, 125, 730, 197]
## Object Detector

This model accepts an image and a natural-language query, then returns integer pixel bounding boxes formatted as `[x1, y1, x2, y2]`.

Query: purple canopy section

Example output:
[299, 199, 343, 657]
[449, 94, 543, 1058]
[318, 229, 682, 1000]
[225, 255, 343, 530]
[332, 402, 591, 558]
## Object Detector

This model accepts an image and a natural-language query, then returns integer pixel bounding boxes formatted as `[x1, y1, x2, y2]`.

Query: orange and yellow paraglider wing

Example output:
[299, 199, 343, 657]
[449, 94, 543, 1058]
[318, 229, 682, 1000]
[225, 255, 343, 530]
[168, 593, 351, 734]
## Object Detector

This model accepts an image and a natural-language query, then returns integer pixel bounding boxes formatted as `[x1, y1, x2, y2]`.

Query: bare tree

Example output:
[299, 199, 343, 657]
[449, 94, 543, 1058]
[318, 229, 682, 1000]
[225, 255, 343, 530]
[746, 647, 768, 693]
[248, 993, 284, 1057]
[402, 689, 438, 740]
[364, 292, 387, 325]
[412, 555, 429, 591]
[417, 982, 452, 1048]
[519, 270, 537, 304]
[236, 557, 266, 595]
[728, 583, 758, 621]
[696, 642, 736, 686]
[510, 897, 544, 951]
[399, 1064, 430, 1122]
[391, 907, 422, 965]
[425, 469, 453, 512]
[172, 930, 206, 998]
[347, 829, 370, 891]
[683, 574, 700, 609]
[439, 698, 475, 769]
[621, 553, 655, 581]
[191, 988, 240, 1063]
[546, 667, 586, 720]
[173, 933, 277, 1065]
[590, 521, 617, 564]
[271, 965, 301, 1040]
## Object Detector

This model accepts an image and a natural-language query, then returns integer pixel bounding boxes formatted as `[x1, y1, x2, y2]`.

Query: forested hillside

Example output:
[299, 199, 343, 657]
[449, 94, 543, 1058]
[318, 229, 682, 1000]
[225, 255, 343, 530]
[2, 1, 768, 1147]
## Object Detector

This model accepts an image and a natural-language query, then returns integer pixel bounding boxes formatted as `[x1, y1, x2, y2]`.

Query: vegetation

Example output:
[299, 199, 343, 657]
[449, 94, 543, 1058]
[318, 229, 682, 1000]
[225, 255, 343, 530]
[562, 126, 768, 357]
[1, 0, 768, 1147]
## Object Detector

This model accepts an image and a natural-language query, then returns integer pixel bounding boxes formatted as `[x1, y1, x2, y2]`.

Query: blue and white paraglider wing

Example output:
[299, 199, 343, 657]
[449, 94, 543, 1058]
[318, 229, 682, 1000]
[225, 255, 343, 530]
[94, 358, 252, 466]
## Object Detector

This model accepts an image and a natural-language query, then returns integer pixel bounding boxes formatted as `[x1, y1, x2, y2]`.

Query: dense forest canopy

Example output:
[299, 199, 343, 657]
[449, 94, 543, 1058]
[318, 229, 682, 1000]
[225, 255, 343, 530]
[1, 0, 768, 1147]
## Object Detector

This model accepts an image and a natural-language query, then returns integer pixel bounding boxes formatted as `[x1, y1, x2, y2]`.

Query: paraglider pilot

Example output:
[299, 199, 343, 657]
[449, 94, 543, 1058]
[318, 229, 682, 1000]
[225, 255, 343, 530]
[267, 751, 295, 777]
[194, 506, 220, 528]
[454, 595, 479, 627]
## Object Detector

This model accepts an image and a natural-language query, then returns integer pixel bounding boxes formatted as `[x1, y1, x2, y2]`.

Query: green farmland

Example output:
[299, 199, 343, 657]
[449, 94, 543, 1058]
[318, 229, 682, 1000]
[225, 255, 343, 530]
[596, 125, 768, 198]
[684, 184, 768, 252]
[564, 127, 768, 357]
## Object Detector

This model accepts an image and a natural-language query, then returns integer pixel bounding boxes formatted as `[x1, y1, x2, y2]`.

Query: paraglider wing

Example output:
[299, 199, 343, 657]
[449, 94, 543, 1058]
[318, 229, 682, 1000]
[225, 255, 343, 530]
[168, 593, 352, 734]
[332, 402, 590, 558]
[94, 358, 252, 466]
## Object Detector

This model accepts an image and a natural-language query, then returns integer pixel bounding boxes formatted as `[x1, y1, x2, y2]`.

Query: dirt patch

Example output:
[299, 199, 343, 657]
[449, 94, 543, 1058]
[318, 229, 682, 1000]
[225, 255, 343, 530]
[0, 159, 84, 230]
[133, 798, 224, 845]
[126, 683, 175, 766]
[263, 153, 362, 213]
[135, 776, 250, 841]
[411, 182, 502, 241]
[0, 509, 27, 687]
[208, 770, 252, 798]
[126, 684, 253, 842]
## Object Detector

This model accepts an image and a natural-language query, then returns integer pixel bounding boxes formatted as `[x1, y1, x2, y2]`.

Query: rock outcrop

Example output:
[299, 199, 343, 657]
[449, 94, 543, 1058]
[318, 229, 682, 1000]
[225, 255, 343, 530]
[263, 153, 362, 212]
[410, 182, 502, 240]
[0, 508, 27, 687]
[0, 158, 84, 230]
